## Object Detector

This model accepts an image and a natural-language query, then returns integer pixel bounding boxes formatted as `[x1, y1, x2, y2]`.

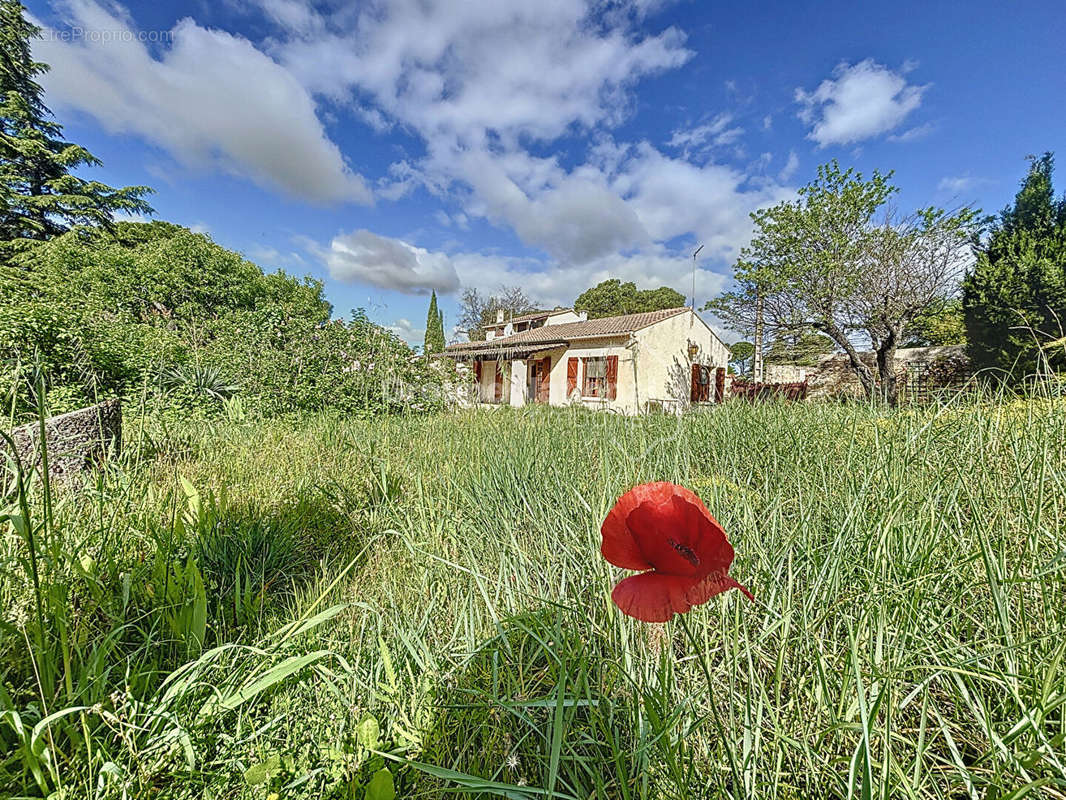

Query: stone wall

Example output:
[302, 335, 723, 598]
[5, 399, 122, 481]
[764, 363, 813, 384]
[804, 345, 969, 400]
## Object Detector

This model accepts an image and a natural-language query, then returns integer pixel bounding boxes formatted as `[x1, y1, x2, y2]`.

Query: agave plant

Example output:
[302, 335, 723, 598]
[159, 364, 240, 401]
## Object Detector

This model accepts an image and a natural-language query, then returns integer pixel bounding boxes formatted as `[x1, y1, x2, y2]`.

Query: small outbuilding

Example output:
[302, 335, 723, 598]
[445, 307, 730, 413]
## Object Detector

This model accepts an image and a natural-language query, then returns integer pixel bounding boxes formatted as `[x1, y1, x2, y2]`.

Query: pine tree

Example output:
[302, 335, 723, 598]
[424, 291, 445, 354]
[962, 154, 1066, 378]
[0, 0, 152, 254]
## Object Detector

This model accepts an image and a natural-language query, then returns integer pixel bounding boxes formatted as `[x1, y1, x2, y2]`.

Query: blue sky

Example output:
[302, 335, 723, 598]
[25, 0, 1066, 345]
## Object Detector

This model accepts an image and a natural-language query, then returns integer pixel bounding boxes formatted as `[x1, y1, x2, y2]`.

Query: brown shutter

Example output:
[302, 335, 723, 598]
[474, 360, 482, 383]
[714, 367, 726, 403]
[606, 355, 618, 401]
[494, 361, 503, 402]
[537, 357, 551, 402]
[566, 357, 579, 396]
[691, 363, 700, 401]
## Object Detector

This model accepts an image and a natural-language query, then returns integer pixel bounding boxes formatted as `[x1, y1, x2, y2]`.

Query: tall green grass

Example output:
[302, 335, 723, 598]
[2, 397, 1064, 797]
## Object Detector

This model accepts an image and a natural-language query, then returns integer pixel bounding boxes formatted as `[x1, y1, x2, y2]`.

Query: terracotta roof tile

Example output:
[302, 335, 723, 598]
[447, 307, 690, 354]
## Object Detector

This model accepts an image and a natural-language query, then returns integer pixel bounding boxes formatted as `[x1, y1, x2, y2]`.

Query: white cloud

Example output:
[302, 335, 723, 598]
[936, 175, 992, 195]
[41, 0, 803, 293]
[386, 317, 426, 346]
[779, 150, 799, 181]
[667, 113, 743, 155]
[275, 0, 691, 147]
[317, 230, 461, 295]
[611, 143, 795, 263]
[247, 244, 306, 270]
[33, 0, 371, 204]
[795, 59, 927, 147]
[452, 248, 732, 310]
[889, 122, 935, 142]
[265, 0, 694, 263]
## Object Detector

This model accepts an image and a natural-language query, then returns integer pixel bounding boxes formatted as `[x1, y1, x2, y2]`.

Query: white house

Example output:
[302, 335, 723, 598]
[445, 307, 730, 413]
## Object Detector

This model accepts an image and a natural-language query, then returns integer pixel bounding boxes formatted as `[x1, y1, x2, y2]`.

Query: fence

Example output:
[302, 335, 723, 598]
[729, 378, 809, 402]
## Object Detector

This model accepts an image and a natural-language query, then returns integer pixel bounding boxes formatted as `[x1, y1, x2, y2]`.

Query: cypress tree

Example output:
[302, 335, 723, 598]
[433, 302, 445, 350]
[962, 154, 1066, 378]
[424, 291, 445, 354]
[0, 0, 152, 254]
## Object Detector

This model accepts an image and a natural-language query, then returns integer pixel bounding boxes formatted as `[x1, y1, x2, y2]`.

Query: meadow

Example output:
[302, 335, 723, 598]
[2, 397, 1065, 799]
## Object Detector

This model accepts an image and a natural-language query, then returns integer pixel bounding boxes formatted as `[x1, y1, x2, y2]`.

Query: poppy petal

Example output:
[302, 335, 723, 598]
[600, 485, 663, 570]
[611, 572, 699, 623]
[685, 573, 754, 606]
[623, 489, 732, 578]
[625, 500, 705, 577]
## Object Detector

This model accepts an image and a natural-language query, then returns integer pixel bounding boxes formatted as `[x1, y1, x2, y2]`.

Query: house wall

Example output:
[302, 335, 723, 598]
[510, 358, 528, 407]
[631, 309, 729, 409]
[549, 340, 635, 409]
[474, 310, 730, 414]
[544, 310, 584, 326]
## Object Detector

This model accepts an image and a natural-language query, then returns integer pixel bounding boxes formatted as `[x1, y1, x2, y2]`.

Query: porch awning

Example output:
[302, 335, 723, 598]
[444, 342, 565, 360]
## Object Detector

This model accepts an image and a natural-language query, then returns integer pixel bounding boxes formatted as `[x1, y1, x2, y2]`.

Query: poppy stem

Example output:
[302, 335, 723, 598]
[677, 613, 743, 795]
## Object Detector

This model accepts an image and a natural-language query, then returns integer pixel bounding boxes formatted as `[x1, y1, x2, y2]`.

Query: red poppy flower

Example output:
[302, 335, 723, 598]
[601, 482, 753, 622]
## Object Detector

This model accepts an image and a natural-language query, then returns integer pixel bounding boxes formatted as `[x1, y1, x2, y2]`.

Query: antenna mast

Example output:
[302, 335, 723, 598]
[691, 244, 704, 315]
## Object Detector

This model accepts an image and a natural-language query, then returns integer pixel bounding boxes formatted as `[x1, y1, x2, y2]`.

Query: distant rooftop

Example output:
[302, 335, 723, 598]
[450, 307, 690, 354]
[481, 307, 575, 327]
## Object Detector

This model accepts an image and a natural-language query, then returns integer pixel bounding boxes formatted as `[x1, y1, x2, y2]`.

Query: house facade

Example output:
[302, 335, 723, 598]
[445, 307, 730, 413]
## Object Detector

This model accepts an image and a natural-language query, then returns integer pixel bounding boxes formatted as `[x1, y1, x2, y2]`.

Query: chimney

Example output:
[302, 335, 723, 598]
[496, 309, 505, 324]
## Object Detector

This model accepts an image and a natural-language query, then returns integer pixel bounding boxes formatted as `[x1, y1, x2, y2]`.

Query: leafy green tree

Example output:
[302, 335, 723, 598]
[764, 331, 836, 365]
[202, 308, 447, 416]
[962, 153, 1066, 378]
[0, 1, 152, 256]
[904, 299, 966, 347]
[2, 222, 330, 415]
[424, 291, 446, 354]
[574, 279, 686, 319]
[728, 341, 754, 375]
[707, 161, 976, 405]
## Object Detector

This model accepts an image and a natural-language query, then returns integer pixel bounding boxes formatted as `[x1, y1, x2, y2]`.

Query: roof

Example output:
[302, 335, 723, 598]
[481, 307, 575, 327]
[447, 307, 690, 356]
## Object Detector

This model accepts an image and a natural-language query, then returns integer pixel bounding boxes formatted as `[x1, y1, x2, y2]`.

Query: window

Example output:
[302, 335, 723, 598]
[583, 357, 607, 397]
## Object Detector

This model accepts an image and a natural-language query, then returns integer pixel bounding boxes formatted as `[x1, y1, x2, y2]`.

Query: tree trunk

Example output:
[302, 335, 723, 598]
[876, 327, 900, 407]
[819, 321, 878, 399]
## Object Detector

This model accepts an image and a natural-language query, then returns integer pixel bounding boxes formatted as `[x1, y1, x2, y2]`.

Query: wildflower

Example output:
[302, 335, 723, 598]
[601, 482, 753, 622]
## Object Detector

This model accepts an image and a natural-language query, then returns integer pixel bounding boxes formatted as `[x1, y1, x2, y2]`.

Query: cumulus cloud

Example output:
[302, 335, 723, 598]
[40, 0, 803, 292]
[318, 230, 461, 295]
[33, 0, 371, 204]
[612, 143, 795, 262]
[275, 0, 691, 147]
[795, 59, 927, 147]
[264, 0, 698, 263]
[453, 248, 731, 310]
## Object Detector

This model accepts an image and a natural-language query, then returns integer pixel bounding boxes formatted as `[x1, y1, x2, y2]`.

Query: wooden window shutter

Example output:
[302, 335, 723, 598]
[566, 357, 579, 396]
[714, 367, 726, 403]
[474, 360, 482, 383]
[537, 357, 551, 402]
[691, 363, 700, 401]
[606, 355, 618, 400]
